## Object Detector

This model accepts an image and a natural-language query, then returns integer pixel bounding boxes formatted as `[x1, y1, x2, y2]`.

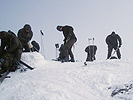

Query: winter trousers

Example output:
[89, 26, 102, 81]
[107, 45, 121, 59]
[59, 38, 77, 62]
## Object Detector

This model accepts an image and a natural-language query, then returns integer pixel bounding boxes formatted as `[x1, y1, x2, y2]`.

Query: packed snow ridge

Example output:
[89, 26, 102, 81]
[0, 52, 133, 100]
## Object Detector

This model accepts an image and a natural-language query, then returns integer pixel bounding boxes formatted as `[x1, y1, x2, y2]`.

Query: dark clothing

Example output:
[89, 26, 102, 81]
[106, 32, 122, 59]
[58, 44, 65, 60]
[107, 45, 121, 59]
[85, 45, 97, 61]
[18, 24, 33, 52]
[64, 39, 76, 62]
[31, 41, 40, 52]
[62, 26, 77, 43]
[57, 25, 77, 62]
[0, 31, 23, 72]
[106, 34, 122, 47]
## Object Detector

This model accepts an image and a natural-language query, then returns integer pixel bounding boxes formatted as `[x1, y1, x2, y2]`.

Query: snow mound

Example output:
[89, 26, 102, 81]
[0, 52, 133, 100]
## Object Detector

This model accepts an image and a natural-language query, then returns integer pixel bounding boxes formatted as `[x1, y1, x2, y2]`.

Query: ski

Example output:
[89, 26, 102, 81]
[108, 83, 133, 97]
[19, 60, 34, 70]
[0, 70, 10, 84]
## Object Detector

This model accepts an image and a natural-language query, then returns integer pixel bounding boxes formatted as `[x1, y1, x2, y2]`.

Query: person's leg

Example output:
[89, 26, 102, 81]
[107, 46, 113, 59]
[68, 46, 75, 62]
[63, 39, 75, 62]
[114, 47, 121, 59]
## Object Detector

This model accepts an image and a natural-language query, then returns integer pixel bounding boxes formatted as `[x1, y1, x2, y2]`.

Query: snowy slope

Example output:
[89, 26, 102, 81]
[0, 52, 133, 100]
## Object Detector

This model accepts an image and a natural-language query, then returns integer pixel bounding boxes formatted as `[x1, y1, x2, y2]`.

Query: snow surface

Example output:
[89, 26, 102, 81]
[0, 52, 133, 100]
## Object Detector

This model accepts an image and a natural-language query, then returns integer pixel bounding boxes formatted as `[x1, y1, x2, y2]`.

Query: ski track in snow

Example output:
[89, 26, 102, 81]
[0, 52, 133, 100]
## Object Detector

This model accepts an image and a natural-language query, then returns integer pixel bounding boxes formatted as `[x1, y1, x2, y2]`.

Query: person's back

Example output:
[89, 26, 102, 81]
[0, 31, 23, 73]
[85, 45, 97, 54]
[85, 45, 97, 61]
[62, 25, 77, 41]
[31, 40, 40, 52]
[106, 31, 122, 59]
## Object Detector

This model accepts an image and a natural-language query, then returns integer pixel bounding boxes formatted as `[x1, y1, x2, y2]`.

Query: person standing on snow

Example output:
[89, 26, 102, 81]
[106, 31, 122, 59]
[0, 30, 23, 74]
[85, 45, 97, 61]
[17, 24, 33, 52]
[56, 25, 77, 62]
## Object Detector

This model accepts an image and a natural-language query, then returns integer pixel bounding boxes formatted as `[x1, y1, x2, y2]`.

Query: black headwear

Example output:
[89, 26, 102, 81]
[24, 24, 31, 31]
[111, 31, 115, 34]
[56, 25, 63, 31]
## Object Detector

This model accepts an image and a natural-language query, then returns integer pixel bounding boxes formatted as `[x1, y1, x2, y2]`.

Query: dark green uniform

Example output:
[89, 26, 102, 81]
[18, 24, 33, 52]
[0, 31, 23, 72]
[106, 31, 122, 59]
[57, 25, 77, 62]
[85, 45, 97, 61]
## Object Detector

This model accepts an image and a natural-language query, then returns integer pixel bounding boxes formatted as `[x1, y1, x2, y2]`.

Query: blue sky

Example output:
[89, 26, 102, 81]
[0, 0, 133, 61]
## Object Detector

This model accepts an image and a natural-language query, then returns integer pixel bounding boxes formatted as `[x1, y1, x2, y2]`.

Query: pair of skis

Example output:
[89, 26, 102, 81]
[0, 60, 34, 84]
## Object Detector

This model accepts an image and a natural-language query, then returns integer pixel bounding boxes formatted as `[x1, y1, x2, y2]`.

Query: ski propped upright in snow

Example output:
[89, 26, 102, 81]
[0, 70, 10, 84]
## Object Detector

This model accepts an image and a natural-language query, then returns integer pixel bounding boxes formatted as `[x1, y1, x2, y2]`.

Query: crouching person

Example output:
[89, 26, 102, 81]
[85, 45, 97, 61]
[57, 44, 66, 61]
[30, 40, 40, 52]
[0, 31, 23, 74]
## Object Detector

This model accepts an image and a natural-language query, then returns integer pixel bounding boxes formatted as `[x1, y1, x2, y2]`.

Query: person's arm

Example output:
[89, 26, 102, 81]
[117, 35, 122, 47]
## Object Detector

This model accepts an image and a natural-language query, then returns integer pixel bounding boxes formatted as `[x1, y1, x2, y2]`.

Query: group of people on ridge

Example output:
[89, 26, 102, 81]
[56, 25, 122, 62]
[56, 25, 77, 62]
[0, 24, 40, 75]
[0, 24, 122, 76]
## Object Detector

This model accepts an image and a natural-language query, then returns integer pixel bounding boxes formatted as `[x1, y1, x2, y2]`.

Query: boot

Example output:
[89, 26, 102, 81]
[70, 58, 75, 62]
[61, 57, 69, 62]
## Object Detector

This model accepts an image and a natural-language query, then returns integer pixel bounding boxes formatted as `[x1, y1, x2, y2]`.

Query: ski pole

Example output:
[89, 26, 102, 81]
[40, 30, 45, 57]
